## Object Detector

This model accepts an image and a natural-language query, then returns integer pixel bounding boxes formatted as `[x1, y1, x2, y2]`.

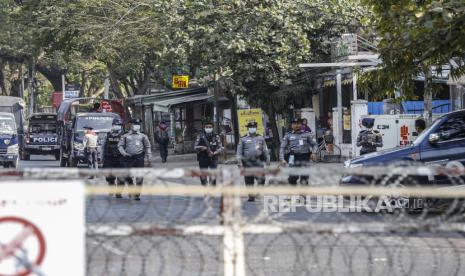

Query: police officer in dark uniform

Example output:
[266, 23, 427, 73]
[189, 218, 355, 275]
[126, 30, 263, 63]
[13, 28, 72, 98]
[194, 121, 223, 186]
[280, 118, 317, 185]
[356, 118, 383, 155]
[415, 118, 426, 135]
[118, 118, 152, 200]
[237, 121, 270, 202]
[103, 118, 124, 198]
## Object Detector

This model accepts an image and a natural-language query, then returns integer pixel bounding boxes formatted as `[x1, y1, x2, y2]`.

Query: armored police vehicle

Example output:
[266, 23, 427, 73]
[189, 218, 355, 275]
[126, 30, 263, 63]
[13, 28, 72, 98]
[56, 98, 126, 167]
[0, 96, 26, 159]
[23, 113, 60, 160]
[63, 112, 121, 167]
[0, 112, 19, 168]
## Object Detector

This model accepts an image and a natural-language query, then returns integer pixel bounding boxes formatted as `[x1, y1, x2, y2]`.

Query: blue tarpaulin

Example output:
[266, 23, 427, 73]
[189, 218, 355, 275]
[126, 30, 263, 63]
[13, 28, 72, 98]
[368, 100, 450, 115]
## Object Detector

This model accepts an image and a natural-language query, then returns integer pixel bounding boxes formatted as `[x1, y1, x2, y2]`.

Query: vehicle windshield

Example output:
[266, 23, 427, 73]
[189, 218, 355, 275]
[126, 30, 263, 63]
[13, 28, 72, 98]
[0, 107, 13, 113]
[0, 117, 16, 135]
[29, 121, 57, 134]
[75, 116, 114, 132]
[413, 118, 442, 146]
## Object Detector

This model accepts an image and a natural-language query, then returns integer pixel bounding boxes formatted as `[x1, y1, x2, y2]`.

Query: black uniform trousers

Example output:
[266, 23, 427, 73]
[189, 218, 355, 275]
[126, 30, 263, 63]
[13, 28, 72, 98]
[123, 153, 145, 197]
[242, 159, 265, 186]
[198, 156, 218, 185]
[103, 155, 124, 186]
[159, 142, 169, 162]
[288, 153, 310, 185]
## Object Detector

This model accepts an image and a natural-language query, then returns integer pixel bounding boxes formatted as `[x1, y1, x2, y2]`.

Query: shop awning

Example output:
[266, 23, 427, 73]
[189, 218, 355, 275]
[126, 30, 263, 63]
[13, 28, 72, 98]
[125, 87, 211, 111]
[152, 94, 213, 112]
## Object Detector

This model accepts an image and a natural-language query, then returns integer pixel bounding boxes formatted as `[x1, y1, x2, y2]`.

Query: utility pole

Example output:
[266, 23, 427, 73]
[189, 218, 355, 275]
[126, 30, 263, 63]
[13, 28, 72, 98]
[104, 74, 110, 99]
[336, 70, 343, 146]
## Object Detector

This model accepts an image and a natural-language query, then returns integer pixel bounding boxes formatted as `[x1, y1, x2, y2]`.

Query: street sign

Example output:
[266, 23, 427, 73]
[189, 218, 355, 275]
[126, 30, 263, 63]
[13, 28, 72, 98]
[64, 84, 80, 99]
[172, 75, 189, 89]
[237, 108, 265, 137]
[0, 181, 85, 276]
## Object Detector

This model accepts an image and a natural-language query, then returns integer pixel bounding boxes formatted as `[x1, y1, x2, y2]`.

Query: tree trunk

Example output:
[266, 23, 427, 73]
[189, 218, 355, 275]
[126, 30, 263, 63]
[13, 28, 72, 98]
[107, 64, 125, 99]
[80, 70, 87, 97]
[0, 59, 7, 95]
[229, 93, 240, 147]
[35, 61, 63, 92]
[266, 98, 280, 161]
[423, 67, 433, 125]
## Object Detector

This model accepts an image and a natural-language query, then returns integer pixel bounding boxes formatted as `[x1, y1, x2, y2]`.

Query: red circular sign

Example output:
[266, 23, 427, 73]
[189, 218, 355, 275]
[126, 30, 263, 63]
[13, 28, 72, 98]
[0, 217, 46, 276]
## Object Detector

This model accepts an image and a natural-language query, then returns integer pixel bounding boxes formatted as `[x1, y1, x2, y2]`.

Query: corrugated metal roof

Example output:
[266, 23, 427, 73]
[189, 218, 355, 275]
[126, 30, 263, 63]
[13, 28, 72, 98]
[152, 94, 213, 112]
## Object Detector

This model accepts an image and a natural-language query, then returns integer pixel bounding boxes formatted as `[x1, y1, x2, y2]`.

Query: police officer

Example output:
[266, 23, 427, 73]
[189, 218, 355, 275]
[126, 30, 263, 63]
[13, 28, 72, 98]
[83, 125, 99, 170]
[280, 118, 317, 185]
[415, 118, 426, 135]
[194, 121, 223, 186]
[103, 118, 124, 198]
[118, 118, 152, 200]
[356, 118, 383, 155]
[237, 121, 270, 202]
[155, 121, 170, 163]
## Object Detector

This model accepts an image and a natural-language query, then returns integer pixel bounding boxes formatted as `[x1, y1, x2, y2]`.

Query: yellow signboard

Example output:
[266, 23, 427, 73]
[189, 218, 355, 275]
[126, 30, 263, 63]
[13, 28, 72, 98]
[172, 75, 189, 89]
[237, 108, 264, 137]
[343, 114, 351, 130]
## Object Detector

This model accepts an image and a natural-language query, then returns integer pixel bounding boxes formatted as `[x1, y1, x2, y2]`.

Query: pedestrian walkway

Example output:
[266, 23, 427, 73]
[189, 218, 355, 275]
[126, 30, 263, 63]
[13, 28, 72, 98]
[150, 150, 343, 171]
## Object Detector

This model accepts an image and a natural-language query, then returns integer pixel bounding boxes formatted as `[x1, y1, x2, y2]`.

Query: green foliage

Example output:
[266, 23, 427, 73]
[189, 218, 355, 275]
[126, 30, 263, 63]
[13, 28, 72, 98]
[1, 0, 368, 111]
[362, 0, 465, 98]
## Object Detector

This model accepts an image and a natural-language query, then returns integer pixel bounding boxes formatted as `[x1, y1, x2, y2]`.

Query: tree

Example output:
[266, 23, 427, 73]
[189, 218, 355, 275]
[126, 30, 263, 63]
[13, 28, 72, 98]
[362, 0, 465, 123]
[179, 0, 367, 156]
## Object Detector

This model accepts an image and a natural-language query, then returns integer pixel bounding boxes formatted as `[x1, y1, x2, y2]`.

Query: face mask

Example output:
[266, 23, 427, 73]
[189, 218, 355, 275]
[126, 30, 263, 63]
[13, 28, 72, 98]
[132, 125, 141, 132]
[112, 125, 122, 133]
[204, 128, 213, 134]
[248, 128, 257, 134]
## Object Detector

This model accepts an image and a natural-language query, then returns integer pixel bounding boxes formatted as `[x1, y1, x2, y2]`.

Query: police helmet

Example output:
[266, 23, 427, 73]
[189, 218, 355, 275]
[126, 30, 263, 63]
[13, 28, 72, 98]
[203, 120, 213, 127]
[129, 118, 142, 124]
[361, 118, 375, 128]
[112, 118, 123, 125]
[246, 121, 258, 128]
[415, 118, 426, 129]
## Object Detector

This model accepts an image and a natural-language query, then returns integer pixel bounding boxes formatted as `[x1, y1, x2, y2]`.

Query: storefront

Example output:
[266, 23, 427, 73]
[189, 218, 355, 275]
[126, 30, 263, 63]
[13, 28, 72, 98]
[126, 88, 218, 153]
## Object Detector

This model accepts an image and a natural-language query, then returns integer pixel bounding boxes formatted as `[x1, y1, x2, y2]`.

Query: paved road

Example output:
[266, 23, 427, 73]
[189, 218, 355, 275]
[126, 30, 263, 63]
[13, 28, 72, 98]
[16, 155, 465, 276]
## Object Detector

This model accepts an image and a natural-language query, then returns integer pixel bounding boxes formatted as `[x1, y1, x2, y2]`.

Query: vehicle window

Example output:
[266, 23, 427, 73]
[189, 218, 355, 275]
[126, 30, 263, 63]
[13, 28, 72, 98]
[413, 118, 442, 146]
[0, 117, 16, 134]
[437, 116, 465, 141]
[76, 116, 114, 132]
[29, 121, 57, 134]
[0, 107, 13, 113]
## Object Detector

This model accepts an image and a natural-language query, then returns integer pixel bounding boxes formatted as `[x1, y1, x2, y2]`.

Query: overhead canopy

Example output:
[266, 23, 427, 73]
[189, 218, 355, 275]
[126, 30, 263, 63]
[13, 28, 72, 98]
[152, 94, 212, 112]
[126, 87, 212, 112]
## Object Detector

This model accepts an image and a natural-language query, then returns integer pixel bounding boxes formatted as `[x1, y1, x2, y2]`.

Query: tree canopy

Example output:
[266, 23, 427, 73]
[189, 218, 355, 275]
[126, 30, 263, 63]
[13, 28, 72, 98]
[361, 0, 465, 99]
